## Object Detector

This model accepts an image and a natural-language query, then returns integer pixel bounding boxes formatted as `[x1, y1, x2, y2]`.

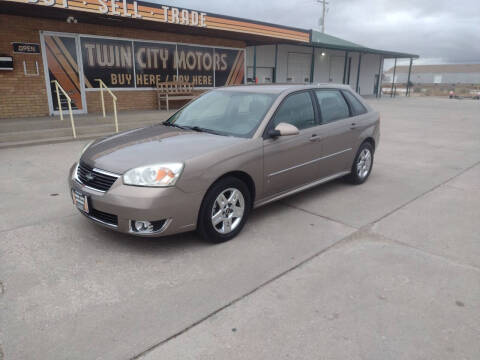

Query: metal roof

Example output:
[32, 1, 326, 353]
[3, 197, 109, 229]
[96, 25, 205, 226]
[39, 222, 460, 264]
[310, 30, 419, 59]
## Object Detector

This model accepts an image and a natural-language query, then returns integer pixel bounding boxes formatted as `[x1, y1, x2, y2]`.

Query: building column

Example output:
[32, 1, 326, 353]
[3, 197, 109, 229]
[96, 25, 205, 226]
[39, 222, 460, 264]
[342, 51, 349, 84]
[253, 45, 257, 83]
[347, 57, 352, 84]
[310, 47, 315, 83]
[376, 55, 383, 98]
[355, 53, 362, 93]
[273, 44, 278, 83]
[406, 57, 413, 96]
[390, 57, 397, 97]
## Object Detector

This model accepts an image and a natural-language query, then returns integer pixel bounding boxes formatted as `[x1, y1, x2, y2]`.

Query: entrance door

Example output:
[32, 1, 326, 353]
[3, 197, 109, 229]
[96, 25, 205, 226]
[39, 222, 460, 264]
[329, 56, 344, 83]
[41, 33, 86, 114]
[287, 52, 311, 83]
[247, 67, 274, 84]
[256, 67, 274, 83]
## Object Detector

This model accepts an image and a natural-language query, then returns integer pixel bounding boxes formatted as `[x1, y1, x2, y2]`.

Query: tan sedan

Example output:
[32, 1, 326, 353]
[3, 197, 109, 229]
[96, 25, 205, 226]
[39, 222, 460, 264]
[69, 84, 380, 242]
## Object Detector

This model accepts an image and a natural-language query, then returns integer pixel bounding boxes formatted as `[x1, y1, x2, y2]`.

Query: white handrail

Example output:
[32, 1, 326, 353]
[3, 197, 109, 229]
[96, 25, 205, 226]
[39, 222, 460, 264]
[95, 79, 119, 133]
[51, 80, 76, 138]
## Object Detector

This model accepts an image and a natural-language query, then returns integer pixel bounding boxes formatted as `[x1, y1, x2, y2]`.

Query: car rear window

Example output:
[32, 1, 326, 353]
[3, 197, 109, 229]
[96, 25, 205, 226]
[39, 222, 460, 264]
[315, 90, 350, 123]
[342, 90, 368, 116]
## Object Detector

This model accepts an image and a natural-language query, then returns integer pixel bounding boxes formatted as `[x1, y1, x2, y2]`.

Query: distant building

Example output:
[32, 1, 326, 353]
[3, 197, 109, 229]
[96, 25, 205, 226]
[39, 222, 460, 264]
[384, 64, 480, 85]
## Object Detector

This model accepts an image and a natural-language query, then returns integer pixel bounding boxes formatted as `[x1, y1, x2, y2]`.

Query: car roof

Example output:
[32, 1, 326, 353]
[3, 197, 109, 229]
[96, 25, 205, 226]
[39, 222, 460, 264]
[215, 83, 354, 95]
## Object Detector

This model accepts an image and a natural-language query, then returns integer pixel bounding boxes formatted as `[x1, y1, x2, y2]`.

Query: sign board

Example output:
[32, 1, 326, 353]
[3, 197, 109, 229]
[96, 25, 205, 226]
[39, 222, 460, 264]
[6, 0, 310, 43]
[80, 36, 245, 88]
[13, 42, 40, 54]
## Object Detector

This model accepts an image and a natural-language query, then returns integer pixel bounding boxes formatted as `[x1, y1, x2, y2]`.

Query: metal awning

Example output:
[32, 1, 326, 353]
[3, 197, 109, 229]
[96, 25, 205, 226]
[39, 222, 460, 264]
[310, 30, 419, 59]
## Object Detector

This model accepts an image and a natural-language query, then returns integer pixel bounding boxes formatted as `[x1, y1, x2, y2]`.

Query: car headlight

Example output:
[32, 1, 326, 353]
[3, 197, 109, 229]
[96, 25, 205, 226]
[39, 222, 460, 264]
[123, 163, 184, 187]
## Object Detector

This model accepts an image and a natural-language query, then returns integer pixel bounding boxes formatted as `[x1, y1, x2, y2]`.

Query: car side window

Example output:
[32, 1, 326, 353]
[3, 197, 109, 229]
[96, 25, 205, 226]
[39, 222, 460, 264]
[315, 90, 350, 124]
[342, 90, 367, 116]
[271, 92, 316, 130]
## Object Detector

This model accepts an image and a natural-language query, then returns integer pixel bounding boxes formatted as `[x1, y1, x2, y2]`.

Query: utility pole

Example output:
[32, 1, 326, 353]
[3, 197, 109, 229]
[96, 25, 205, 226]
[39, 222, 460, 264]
[317, 0, 329, 33]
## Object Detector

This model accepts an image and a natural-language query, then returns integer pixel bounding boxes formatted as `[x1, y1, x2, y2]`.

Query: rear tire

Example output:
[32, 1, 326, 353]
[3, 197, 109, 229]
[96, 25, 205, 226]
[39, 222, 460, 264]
[197, 177, 251, 243]
[346, 142, 374, 185]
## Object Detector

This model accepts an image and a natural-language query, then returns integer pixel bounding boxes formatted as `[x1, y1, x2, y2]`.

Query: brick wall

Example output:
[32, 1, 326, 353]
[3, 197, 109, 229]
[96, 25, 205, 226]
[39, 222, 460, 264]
[86, 91, 156, 114]
[0, 14, 245, 119]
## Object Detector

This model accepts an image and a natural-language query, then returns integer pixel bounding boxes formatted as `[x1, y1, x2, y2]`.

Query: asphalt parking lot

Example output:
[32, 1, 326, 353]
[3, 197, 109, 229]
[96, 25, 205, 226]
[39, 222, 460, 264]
[1, 96, 479, 360]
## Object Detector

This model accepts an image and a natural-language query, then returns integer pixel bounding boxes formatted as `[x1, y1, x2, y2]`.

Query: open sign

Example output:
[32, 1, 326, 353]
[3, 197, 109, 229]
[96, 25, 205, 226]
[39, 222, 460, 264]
[13, 42, 40, 54]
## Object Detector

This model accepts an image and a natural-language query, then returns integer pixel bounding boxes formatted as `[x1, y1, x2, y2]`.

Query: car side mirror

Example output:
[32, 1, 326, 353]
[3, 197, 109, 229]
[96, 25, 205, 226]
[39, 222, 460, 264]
[268, 123, 300, 138]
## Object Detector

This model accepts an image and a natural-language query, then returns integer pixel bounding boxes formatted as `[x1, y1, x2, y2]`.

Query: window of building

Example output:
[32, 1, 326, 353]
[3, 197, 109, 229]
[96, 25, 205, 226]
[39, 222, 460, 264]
[272, 92, 316, 130]
[315, 90, 350, 123]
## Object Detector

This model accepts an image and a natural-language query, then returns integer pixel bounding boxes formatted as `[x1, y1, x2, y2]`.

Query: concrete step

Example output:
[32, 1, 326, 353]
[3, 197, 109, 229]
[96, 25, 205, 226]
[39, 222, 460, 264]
[0, 120, 157, 144]
[0, 110, 173, 132]
[0, 110, 174, 148]
[0, 132, 116, 149]
[0, 117, 116, 132]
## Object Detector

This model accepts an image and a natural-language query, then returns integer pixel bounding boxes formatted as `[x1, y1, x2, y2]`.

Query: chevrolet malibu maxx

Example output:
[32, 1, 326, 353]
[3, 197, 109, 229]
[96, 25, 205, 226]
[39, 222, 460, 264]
[70, 84, 379, 243]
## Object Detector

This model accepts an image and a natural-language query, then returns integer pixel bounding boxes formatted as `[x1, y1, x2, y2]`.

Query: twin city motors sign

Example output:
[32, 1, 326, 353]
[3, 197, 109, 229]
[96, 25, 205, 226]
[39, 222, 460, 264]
[43, 34, 244, 111]
[80, 36, 245, 88]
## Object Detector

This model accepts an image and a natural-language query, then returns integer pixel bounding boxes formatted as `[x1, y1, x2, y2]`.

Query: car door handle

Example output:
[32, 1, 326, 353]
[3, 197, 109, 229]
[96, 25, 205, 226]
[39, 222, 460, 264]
[350, 122, 357, 130]
[309, 134, 321, 142]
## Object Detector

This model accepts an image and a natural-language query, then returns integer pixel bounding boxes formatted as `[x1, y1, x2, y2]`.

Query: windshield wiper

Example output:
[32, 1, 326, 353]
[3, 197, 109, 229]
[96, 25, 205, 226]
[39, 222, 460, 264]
[183, 126, 221, 135]
[163, 122, 221, 135]
[162, 121, 187, 130]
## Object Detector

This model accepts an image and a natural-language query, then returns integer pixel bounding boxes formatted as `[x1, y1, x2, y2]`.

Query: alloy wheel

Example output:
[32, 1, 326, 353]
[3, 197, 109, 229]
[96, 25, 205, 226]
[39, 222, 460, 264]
[211, 188, 245, 234]
[356, 148, 372, 179]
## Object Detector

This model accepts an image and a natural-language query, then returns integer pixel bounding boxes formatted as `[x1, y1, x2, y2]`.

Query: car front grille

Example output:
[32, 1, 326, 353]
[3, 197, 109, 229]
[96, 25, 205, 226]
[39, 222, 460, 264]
[76, 162, 119, 192]
[89, 207, 118, 226]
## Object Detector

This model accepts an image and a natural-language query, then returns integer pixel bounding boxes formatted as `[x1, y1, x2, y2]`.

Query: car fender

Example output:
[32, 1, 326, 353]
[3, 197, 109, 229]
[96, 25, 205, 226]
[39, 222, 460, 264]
[176, 138, 264, 202]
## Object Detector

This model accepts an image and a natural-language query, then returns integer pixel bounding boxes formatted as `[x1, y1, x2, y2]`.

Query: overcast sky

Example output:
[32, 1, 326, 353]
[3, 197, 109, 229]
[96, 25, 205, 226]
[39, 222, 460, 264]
[147, 0, 480, 66]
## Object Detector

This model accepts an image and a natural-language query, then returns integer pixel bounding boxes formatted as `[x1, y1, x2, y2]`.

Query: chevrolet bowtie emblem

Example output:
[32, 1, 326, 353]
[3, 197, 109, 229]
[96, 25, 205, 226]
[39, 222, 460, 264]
[85, 172, 95, 181]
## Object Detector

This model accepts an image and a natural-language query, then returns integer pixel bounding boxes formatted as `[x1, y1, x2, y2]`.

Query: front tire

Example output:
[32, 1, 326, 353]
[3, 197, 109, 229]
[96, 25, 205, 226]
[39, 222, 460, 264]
[346, 142, 374, 184]
[197, 177, 251, 243]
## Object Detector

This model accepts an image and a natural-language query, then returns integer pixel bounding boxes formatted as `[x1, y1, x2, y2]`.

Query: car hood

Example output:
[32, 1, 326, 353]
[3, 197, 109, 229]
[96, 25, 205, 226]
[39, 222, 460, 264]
[81, 124, 245, 174]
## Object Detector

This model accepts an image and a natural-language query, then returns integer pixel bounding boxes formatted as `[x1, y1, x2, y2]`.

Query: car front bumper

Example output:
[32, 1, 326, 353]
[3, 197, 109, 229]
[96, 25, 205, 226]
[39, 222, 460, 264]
[68, 163, 203, 237]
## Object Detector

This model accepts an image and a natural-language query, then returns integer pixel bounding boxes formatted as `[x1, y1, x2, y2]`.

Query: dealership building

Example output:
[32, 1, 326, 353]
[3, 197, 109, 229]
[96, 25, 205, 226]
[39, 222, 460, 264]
[0, 0, 418, 119]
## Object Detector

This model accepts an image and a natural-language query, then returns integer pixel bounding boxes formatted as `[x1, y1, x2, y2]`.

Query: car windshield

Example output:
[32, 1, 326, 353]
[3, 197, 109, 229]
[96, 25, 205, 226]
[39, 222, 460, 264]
[165, 90, 277, 138]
